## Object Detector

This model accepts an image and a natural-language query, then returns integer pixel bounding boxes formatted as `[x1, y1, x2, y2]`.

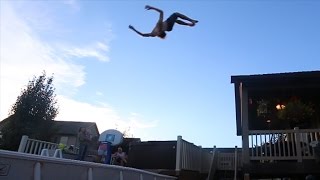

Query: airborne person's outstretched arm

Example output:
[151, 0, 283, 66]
[145, 5, 163, 23]
[128, 25, 156, 37]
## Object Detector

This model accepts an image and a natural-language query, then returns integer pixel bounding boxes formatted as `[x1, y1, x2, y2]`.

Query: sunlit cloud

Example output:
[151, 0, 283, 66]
[55, 96, 158, 136]
[0, 2, 86, 116]
[62, 43, 110, 62]
[62, 0, 80, 11]
[0, 2, 102, 115]
[55, 95, 121, 132]
[0, 2, 157, 139]
[96, 42, 110, 52]
[96, 91, 104, 96]
[128, 113, 158, 129]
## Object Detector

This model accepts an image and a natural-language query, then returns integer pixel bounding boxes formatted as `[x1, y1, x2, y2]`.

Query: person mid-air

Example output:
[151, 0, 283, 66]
[129, 5, 198, 39]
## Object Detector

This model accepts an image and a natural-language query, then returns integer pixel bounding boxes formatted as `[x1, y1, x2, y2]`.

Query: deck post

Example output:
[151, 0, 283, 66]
[234, 146, 238, 180]
[18, 135, 29, 153]
[175, 135, 182, 171]
[240, 83, 250, 164]
[294, 127, 303, 162]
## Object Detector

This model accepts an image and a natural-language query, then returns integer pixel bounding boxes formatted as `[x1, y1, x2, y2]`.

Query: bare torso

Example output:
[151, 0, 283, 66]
[151, 21, 168, 36]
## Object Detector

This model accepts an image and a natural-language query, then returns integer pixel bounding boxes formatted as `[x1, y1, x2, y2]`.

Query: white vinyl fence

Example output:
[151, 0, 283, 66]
[18, 135, 79, 155]
[175, 136, 213, 173]
[16, 135, 215, 178]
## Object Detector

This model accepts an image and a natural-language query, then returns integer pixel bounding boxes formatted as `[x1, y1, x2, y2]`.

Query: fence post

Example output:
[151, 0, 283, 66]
[199, 145, 202, 172]
[294, 127, 302, 162]
[207, 145, 216, 180]
[18, 135, 29, 153]
[88, 168, 93, 180]
[175, 135, 182, 171]
[34, 162, 41, 180]
[234, 146, 238, 180]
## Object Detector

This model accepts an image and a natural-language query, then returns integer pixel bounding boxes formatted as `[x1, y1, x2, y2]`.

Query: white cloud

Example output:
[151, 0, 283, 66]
[55, 95, 121, 132]
[96, 42, 110, 52]
[0, 2, 157, 139]
[62, 0, 80, 11]
[128, 113, 158, 129]
[0, 2, 85, 117]
[96, 91, 103, 96]
[55, 96, 158, 135]
[62, 43, 110, 62]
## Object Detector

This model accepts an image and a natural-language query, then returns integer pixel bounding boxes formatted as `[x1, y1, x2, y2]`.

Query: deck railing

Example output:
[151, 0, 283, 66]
[18, 135, 58, 154]
[175, 136, 213, 173]
[18, 135, 79, 155]
[248, 128, 320, 162]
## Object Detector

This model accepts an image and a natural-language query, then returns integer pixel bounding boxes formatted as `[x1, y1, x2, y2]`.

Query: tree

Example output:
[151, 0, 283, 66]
[0, 71, 59, 150]
[277, 99, 315, 128]
[122, 127, 134, 138]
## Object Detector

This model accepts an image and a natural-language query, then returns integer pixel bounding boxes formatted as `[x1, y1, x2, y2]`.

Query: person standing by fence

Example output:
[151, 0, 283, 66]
[76, 127, 91, 161]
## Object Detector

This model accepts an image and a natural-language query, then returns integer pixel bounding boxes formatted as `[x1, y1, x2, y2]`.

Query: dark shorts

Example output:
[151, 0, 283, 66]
[165, 13, 178, 32]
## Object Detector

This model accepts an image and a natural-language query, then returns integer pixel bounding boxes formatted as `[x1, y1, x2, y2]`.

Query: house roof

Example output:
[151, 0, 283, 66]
[231, 70, 320, 87]
[230, 70, 320, 136]
[53, 120, 99, 135]
[0, 117, 99, 136]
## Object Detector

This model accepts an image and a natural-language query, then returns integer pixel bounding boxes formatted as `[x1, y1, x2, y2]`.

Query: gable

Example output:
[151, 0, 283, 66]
[53, 121, 100, 137]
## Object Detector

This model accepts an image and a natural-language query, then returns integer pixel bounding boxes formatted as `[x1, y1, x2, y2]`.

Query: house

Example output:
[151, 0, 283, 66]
[51, 120, 100, 148]
[231, 70, 320, 179]
[0, 117, 100, 152]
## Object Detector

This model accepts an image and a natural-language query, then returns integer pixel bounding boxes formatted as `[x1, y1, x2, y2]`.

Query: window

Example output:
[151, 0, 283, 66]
[60, 136, 68, 145]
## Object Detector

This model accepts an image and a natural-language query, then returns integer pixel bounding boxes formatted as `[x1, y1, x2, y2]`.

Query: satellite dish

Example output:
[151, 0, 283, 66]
[98, 129, 123, 146]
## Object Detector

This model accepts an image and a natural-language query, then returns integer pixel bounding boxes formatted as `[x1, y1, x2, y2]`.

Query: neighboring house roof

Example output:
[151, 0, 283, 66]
[0, 117, 100, 137]
[53, 120, 99, 136]
[231, 70, 320, 136]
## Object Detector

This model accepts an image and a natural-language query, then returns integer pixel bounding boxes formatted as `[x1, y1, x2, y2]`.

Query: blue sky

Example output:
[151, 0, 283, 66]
[1, 0, 319, 148]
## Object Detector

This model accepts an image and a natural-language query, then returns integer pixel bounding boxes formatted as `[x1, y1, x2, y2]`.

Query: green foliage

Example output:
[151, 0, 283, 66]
[0, 71, 59, 150]
[256, 99, 270, 117]
[255, 97, 316, 129]
[277, 99, 314, 127]
[122, 127, 133, 138]
[58, 143, 67, 150]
